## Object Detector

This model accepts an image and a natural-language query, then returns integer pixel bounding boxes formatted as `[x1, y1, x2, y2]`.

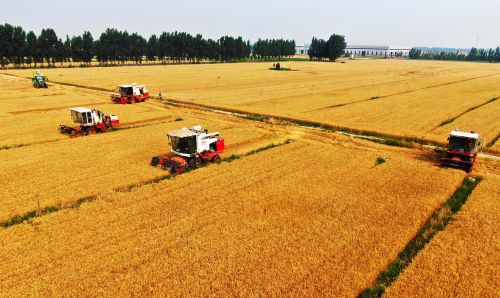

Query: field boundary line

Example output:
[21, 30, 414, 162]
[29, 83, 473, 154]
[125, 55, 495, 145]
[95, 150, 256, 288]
[486, 132, 500, 148]
[163, 98, 500, 156]
[0, 118, 181, 151]
[358, 176, 482, 297]
[307, 72, 500, 112]
[434, 96, 499, 129]
[9, 102, 110, 115]
[2, 72, 498, 156]
[0, 140, 293, 228]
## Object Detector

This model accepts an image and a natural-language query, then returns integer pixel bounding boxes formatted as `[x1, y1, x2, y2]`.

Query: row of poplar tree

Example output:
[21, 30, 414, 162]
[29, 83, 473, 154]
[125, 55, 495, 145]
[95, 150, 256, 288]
[307, 34, 347, 61]
[409, 47, 500, 62]
[0, 23, 296, 67]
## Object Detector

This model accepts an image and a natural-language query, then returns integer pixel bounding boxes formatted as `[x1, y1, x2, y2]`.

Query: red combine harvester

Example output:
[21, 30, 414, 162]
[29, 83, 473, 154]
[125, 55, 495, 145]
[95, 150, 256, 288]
[441, 129, 481, 173]
[58, 107, 119, 137]
[111, 83, 149, 104]
[151, 125, 224, 174]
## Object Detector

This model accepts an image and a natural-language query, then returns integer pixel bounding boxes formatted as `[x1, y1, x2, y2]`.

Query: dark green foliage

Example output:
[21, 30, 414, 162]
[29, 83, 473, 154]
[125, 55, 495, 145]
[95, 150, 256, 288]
[308, 34, 347, 61]
[409, 46, 500, 62]
[253, 39, 295, 60]
[0, 23, 271, 67]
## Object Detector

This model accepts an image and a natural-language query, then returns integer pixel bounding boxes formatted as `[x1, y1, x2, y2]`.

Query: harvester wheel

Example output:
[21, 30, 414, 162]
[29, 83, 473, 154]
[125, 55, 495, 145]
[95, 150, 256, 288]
[188, 158, 197, 169]
[212, 155, 221, 163]
[150, 157, 159, 166]
[195, 157, 202, 167]
[170, 165, 178, 174]
[161, 163, 169, 170]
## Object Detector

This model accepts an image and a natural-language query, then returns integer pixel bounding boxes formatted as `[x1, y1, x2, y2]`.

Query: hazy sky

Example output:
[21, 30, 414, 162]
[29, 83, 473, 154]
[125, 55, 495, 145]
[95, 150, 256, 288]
[1, 0, 499, 48]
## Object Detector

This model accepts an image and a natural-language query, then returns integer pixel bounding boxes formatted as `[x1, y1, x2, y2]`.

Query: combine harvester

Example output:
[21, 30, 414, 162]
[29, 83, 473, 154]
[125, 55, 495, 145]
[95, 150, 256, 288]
[111, 83, 149, 104]
[32, 70, 48, 88]
[441, 129, 481, 173]
[151, 125, 224, 174]
[59, 107, 119, 137]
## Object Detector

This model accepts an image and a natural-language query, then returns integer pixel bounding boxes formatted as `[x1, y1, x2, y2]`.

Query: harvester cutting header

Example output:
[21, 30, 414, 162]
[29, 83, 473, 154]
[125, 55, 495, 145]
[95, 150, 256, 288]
[59, 107, 119, 137]
[111, 83, 149, 104]
[151, 125, 224, 174]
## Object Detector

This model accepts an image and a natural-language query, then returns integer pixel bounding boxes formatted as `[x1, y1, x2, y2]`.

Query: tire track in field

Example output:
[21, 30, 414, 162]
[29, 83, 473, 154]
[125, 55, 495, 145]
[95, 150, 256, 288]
[431, 96, 499, 130]
[9, 102, 110, 115]
[0, 140, 293, 228]
[0, 118, 181, 151]
[0, 92, 67, 101]
[306, 72, 500, 112]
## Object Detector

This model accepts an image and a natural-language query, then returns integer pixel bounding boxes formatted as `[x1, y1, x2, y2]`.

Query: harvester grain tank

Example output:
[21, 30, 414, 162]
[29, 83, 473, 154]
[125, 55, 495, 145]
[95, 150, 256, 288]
[58, 107, 119, 137]
[111, 83, 149, 104]
[441, 129, 481, 173]
[151, 125, 225, 174]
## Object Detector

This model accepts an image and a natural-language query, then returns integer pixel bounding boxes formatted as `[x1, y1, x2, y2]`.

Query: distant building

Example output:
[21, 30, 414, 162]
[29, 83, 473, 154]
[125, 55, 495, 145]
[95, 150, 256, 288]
[295, 44, 310, 55]
[345, 45, 412, 58]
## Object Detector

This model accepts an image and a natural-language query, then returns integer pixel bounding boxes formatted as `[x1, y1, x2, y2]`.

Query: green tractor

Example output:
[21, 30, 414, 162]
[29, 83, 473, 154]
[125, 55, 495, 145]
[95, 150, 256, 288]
[32, 70, 48, 88]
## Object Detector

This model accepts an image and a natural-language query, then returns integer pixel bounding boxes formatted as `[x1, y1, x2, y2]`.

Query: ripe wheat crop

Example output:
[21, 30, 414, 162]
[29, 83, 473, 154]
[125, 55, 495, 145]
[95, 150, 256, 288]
[0, 136, 465, 296]
[0, 100, 285, 224]
[5, 59, 500, 145]
[385, 172, 500, 297]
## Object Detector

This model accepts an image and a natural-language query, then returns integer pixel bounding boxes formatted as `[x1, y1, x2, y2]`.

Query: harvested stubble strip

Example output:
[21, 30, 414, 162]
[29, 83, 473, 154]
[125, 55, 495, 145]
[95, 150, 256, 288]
[359, 176, 481, 297]
[0, 138, 465, 296]
[384, 173, 500, 297]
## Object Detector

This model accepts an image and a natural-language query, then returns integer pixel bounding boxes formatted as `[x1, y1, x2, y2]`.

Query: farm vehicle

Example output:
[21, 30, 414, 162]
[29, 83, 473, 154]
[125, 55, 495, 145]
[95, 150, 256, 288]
[32, 70, 48, 88]
[441, 129, 481, 173]
[111, 84, 149, 104]
[59, 107, 119, 137]
[151, 125, 224, 174]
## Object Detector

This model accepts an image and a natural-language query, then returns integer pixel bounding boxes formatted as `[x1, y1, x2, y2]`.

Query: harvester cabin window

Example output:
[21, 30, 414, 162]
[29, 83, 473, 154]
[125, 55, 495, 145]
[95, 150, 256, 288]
[121, 87, 133, 95]
[170, 135, 197, 154]
[448, 136, 474, 152]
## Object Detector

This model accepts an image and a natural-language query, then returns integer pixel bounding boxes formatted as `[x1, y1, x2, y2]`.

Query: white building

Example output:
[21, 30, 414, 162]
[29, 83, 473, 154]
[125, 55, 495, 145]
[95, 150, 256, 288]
[345, 45, 412, 58]
[295, 44, 310, 55]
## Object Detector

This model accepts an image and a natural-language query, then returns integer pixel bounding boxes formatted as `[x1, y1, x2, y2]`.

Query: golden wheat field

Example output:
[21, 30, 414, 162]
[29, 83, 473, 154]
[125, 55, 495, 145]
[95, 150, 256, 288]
[4, 59, 500, 146]
[0, 60, 499, 296]
[0, 135, 467, 296]
[384, 172, 500, 297]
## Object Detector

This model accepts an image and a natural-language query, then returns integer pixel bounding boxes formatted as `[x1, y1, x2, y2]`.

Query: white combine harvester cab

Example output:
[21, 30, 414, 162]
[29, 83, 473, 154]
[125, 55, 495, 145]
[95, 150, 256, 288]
[151, 125, 225, 174]
[59, 107, 119, 137]
[167, 125, 222, 158]
[112, 83, 149, 104]
[118, 83, 148, 97]
[70, 107, 104, 127]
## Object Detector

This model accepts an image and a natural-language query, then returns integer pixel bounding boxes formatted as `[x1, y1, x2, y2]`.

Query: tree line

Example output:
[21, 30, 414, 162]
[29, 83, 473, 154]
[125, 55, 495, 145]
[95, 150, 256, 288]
[252, 39, 296, 59]
[308, 34, 346, 61]
[409, 47, 500, 62]
[0, 23, 296, 67]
